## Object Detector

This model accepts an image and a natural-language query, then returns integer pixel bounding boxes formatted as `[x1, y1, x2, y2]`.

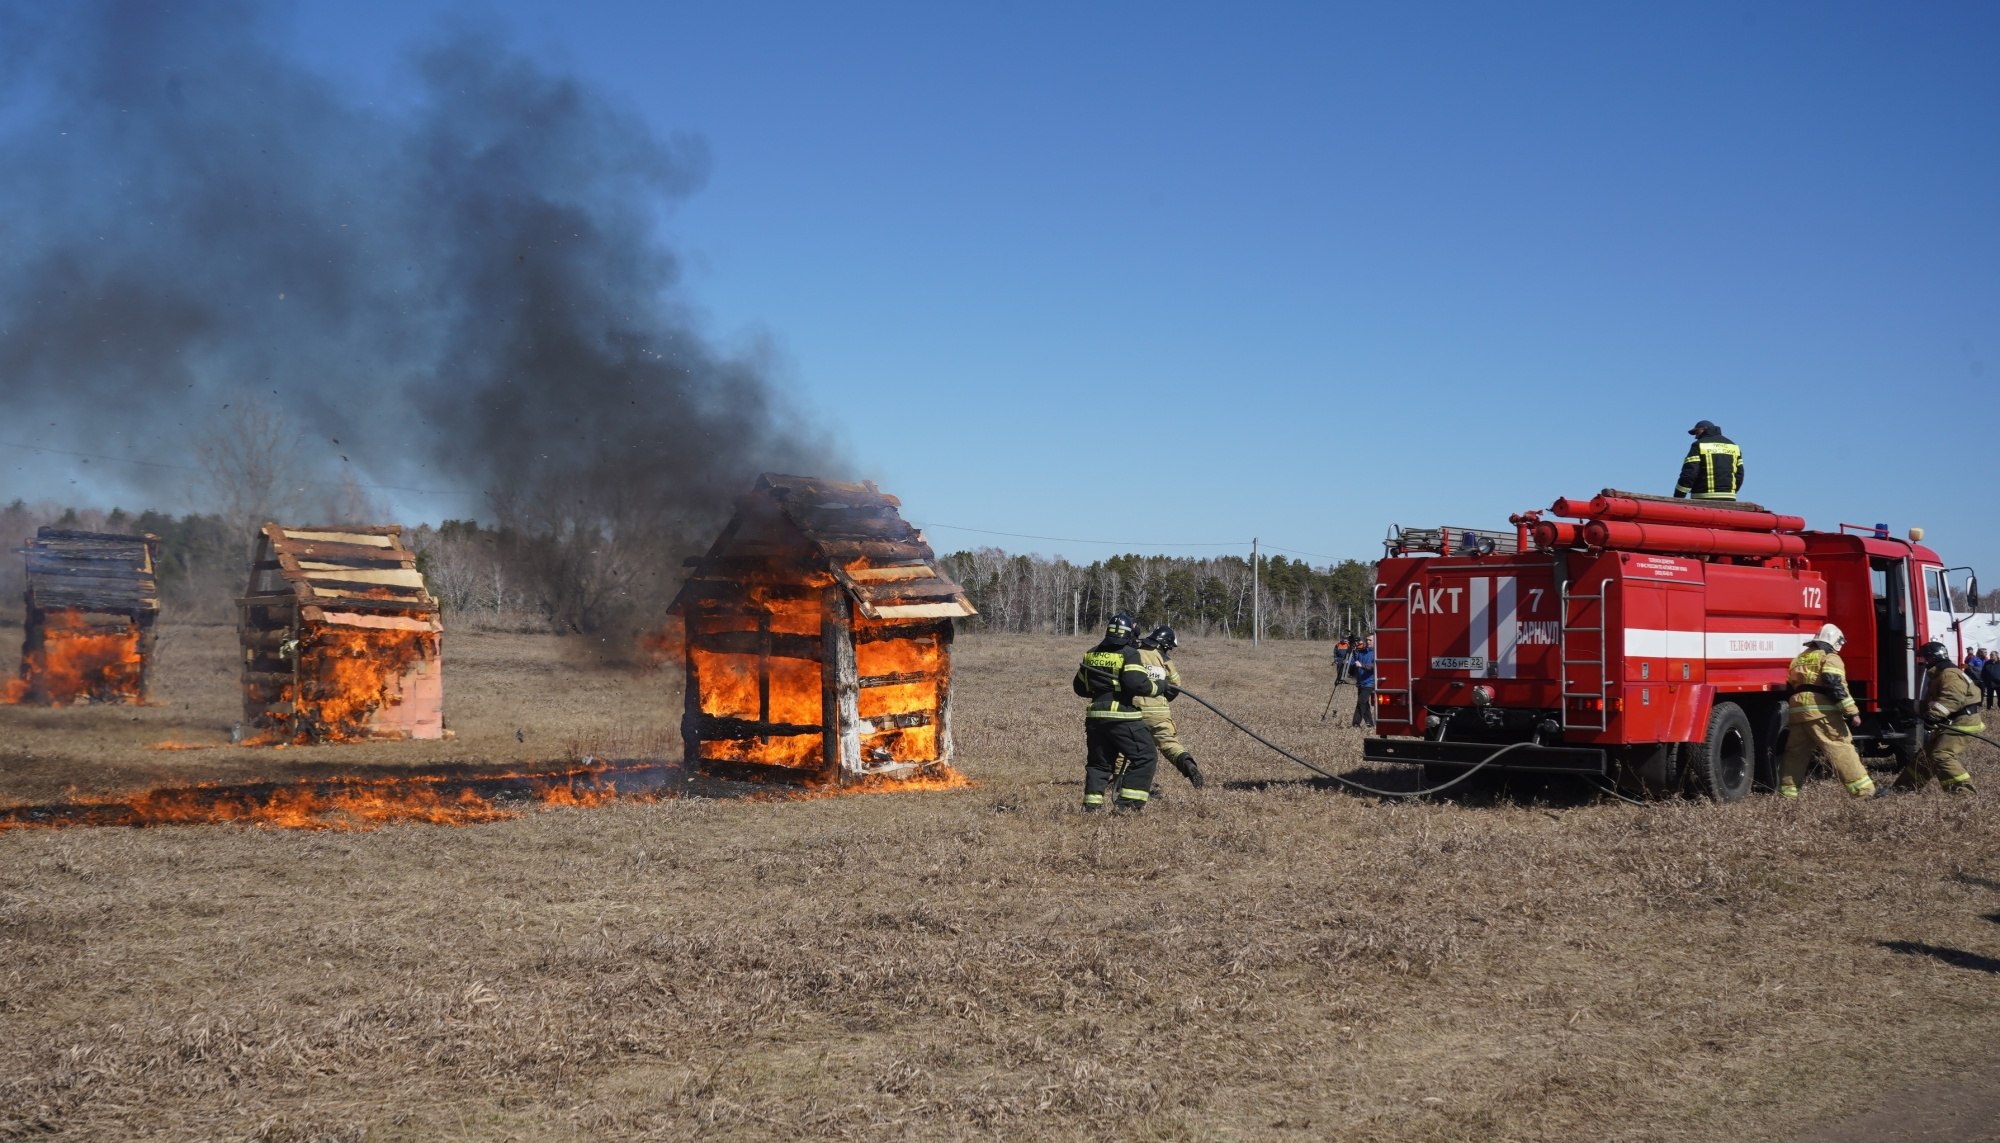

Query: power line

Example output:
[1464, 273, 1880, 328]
[911, 521, 1247, 548]
[1262, 543, 1354, 562]
[914, 521, 1363, 563]
[0, 439, 473, 497]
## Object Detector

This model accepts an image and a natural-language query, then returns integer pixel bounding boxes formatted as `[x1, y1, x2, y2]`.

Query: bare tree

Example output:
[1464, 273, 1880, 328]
[190, 396, 310, 547]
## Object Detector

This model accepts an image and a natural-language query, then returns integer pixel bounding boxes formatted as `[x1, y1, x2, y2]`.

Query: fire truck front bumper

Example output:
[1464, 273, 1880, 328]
[1362, 737, 1609, 774]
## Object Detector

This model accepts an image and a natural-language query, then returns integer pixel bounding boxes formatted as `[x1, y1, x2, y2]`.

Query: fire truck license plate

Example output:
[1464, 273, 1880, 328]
[1430, 656, 1486, 671]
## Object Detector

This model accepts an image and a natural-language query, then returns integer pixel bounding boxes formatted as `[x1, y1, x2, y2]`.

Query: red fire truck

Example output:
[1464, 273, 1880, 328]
[1361, 491, 1982, 800]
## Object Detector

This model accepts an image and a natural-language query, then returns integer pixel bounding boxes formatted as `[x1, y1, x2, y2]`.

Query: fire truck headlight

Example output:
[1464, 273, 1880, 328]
[1472, 685, 1495, 707]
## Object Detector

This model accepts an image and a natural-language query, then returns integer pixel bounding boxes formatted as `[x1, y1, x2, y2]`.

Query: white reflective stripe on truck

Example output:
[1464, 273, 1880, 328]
[1494, 576, 1519, 679]
[1623, 628, 1705, 658]
[1469, 577, 1490, 676]
[1620, 629, 1796, 660]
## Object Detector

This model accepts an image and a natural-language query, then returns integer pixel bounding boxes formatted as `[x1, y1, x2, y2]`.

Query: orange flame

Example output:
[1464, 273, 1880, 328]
[252, 625, 438, 744]
[4, 609, 144, 705]
[0, 758, 971, 831]
[0, 762, 658, 831]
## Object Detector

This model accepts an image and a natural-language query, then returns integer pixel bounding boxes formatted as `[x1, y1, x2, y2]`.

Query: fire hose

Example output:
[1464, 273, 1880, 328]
[1924, 723, 2000, 751]
[1170, 684, 1580, 800]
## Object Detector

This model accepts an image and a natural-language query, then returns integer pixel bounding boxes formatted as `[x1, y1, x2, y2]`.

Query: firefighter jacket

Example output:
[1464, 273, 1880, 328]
[1675, 430, 1743, 500]
[1786, 643, 1858, 722]
[1073, 640, 1164, 720]
[1133, 646, 1182, 713]
[1921, 663, 1985, 731]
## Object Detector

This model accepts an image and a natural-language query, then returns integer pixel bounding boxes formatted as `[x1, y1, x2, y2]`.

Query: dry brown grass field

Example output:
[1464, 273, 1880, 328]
[4, 624, 2000, 1141]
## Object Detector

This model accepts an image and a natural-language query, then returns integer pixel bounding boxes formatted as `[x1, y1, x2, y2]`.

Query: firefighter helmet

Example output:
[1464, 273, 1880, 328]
[1105, 612, 1140, 644]
[1689, 419, 1719, 436]
[1918, 641, 1951, 666]
[1813, 623, 1846, 649]
[1143, 625, 1177, 651]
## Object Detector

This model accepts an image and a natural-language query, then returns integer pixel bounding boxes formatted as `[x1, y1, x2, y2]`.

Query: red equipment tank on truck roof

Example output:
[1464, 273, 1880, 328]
[1363, 490, 1982, 800]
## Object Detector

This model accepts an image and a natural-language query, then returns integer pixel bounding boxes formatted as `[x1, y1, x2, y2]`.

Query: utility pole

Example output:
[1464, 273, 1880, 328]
[1252, 537, 1261, 647]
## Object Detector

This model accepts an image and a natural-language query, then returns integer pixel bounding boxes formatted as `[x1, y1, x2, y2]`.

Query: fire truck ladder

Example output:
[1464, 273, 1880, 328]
[1560, 579, 1608, 731]
[1371, 582, 1409, 715]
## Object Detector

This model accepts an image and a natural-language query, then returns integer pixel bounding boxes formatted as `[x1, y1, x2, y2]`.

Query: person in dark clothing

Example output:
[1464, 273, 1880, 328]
[1673, 419, 1744, 501]
[1072, 611, 1172, 812]
[1349, 635, 1377, 728]
[1983, 652, 2000, 710]
[1332, 636, 1352, 688]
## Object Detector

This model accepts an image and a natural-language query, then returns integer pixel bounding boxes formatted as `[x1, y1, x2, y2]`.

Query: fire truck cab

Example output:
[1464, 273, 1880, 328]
[1361, 492, 1980, 800]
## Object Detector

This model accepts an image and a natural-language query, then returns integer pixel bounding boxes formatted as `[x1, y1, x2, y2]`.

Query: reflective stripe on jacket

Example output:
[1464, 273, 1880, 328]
[1787, 646, 1858, 720]
[1073, 643, 1161, 719]
[1676, 432, 1743, 500]
[1923, 665, 1985, 731]
[1133, 646, 1181, 713]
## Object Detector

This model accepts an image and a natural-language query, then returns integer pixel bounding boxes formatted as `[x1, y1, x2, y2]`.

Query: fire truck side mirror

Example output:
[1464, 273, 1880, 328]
[1968, 575, 1980, 610]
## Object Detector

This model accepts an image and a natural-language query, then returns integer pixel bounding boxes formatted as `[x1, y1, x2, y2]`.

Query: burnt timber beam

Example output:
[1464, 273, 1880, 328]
[857, 671, 933, 689]
[693, 714, 824, 740]
[688, 630, 822, 660]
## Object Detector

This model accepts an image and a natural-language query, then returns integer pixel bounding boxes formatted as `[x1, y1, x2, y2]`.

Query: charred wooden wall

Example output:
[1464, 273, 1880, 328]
[19, 528, 161, 701]
[239, 524, 443, 741]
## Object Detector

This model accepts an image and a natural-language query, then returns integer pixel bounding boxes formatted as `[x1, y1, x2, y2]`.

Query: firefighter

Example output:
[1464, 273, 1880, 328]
[1777, 623, 1876, 798]
[1901, 641, 1981, 794]
[1072, 611, 1173, 812]
[1135, 625, 1204, 789]
[1673, 419, 1744, 501]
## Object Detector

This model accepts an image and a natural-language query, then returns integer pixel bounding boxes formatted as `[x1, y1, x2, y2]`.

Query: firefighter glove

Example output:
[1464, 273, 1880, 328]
[1672, 490, 1687, 499]
[1159, 682, 1180, 701]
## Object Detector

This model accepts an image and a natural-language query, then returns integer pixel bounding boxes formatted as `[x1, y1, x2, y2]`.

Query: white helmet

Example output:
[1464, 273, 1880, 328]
[1813, 623, 1846, 649]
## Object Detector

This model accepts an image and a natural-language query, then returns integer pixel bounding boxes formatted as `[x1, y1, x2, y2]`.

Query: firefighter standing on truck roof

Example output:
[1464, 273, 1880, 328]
[1673, 419, 1744, 501]
[1073, 611, 1173, 812]
[1135, 625, 1204, 789]
[1900, 641, 1981, 794]
[1778, 623, 1877, 799]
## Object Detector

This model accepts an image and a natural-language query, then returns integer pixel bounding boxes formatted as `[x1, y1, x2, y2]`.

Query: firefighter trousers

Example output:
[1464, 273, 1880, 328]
[1140, 707, 1188, 763]
[1085, 718, 1157, 810]
[1778, 716, 1874, 796]
[1907, 729, 1976, 791]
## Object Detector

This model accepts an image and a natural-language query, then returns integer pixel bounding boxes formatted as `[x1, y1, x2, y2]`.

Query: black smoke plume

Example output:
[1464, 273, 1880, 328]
[0, 1, 839, 633]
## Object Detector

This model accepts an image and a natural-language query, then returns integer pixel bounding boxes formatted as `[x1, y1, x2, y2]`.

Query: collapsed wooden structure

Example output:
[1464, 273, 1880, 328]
[669, 474, 976, 784]
[11, 528, 161, 703]
[239, 524, 443, 741]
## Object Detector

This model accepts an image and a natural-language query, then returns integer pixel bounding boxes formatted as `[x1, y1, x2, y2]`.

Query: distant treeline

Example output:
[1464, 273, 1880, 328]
[4, 501, 1374, 642]
[936, 548, 1376, 641]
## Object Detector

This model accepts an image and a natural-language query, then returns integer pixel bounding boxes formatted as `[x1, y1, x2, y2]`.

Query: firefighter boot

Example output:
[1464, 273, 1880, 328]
[1172, 752, 1205, 789]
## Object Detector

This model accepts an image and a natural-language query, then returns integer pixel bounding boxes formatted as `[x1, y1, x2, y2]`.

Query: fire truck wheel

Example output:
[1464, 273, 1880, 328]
[1690, 702, 1755, 803]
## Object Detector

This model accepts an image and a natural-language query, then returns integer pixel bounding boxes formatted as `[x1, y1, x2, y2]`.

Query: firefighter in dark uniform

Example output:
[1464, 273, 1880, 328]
[1073, 611, 1173, 812]
[1673, 419, 1744, 501]
[1902, 641, 1982, 794]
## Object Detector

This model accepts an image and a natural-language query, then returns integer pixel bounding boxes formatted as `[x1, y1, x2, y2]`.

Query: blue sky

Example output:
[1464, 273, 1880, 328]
[7, 1, 1997, 576]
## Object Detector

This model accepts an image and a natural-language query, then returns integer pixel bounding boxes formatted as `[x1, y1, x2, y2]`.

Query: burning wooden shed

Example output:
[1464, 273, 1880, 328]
[6, 528, 161, 705]
[669, 474, 976, 785]
[239, 524, 443, 742]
